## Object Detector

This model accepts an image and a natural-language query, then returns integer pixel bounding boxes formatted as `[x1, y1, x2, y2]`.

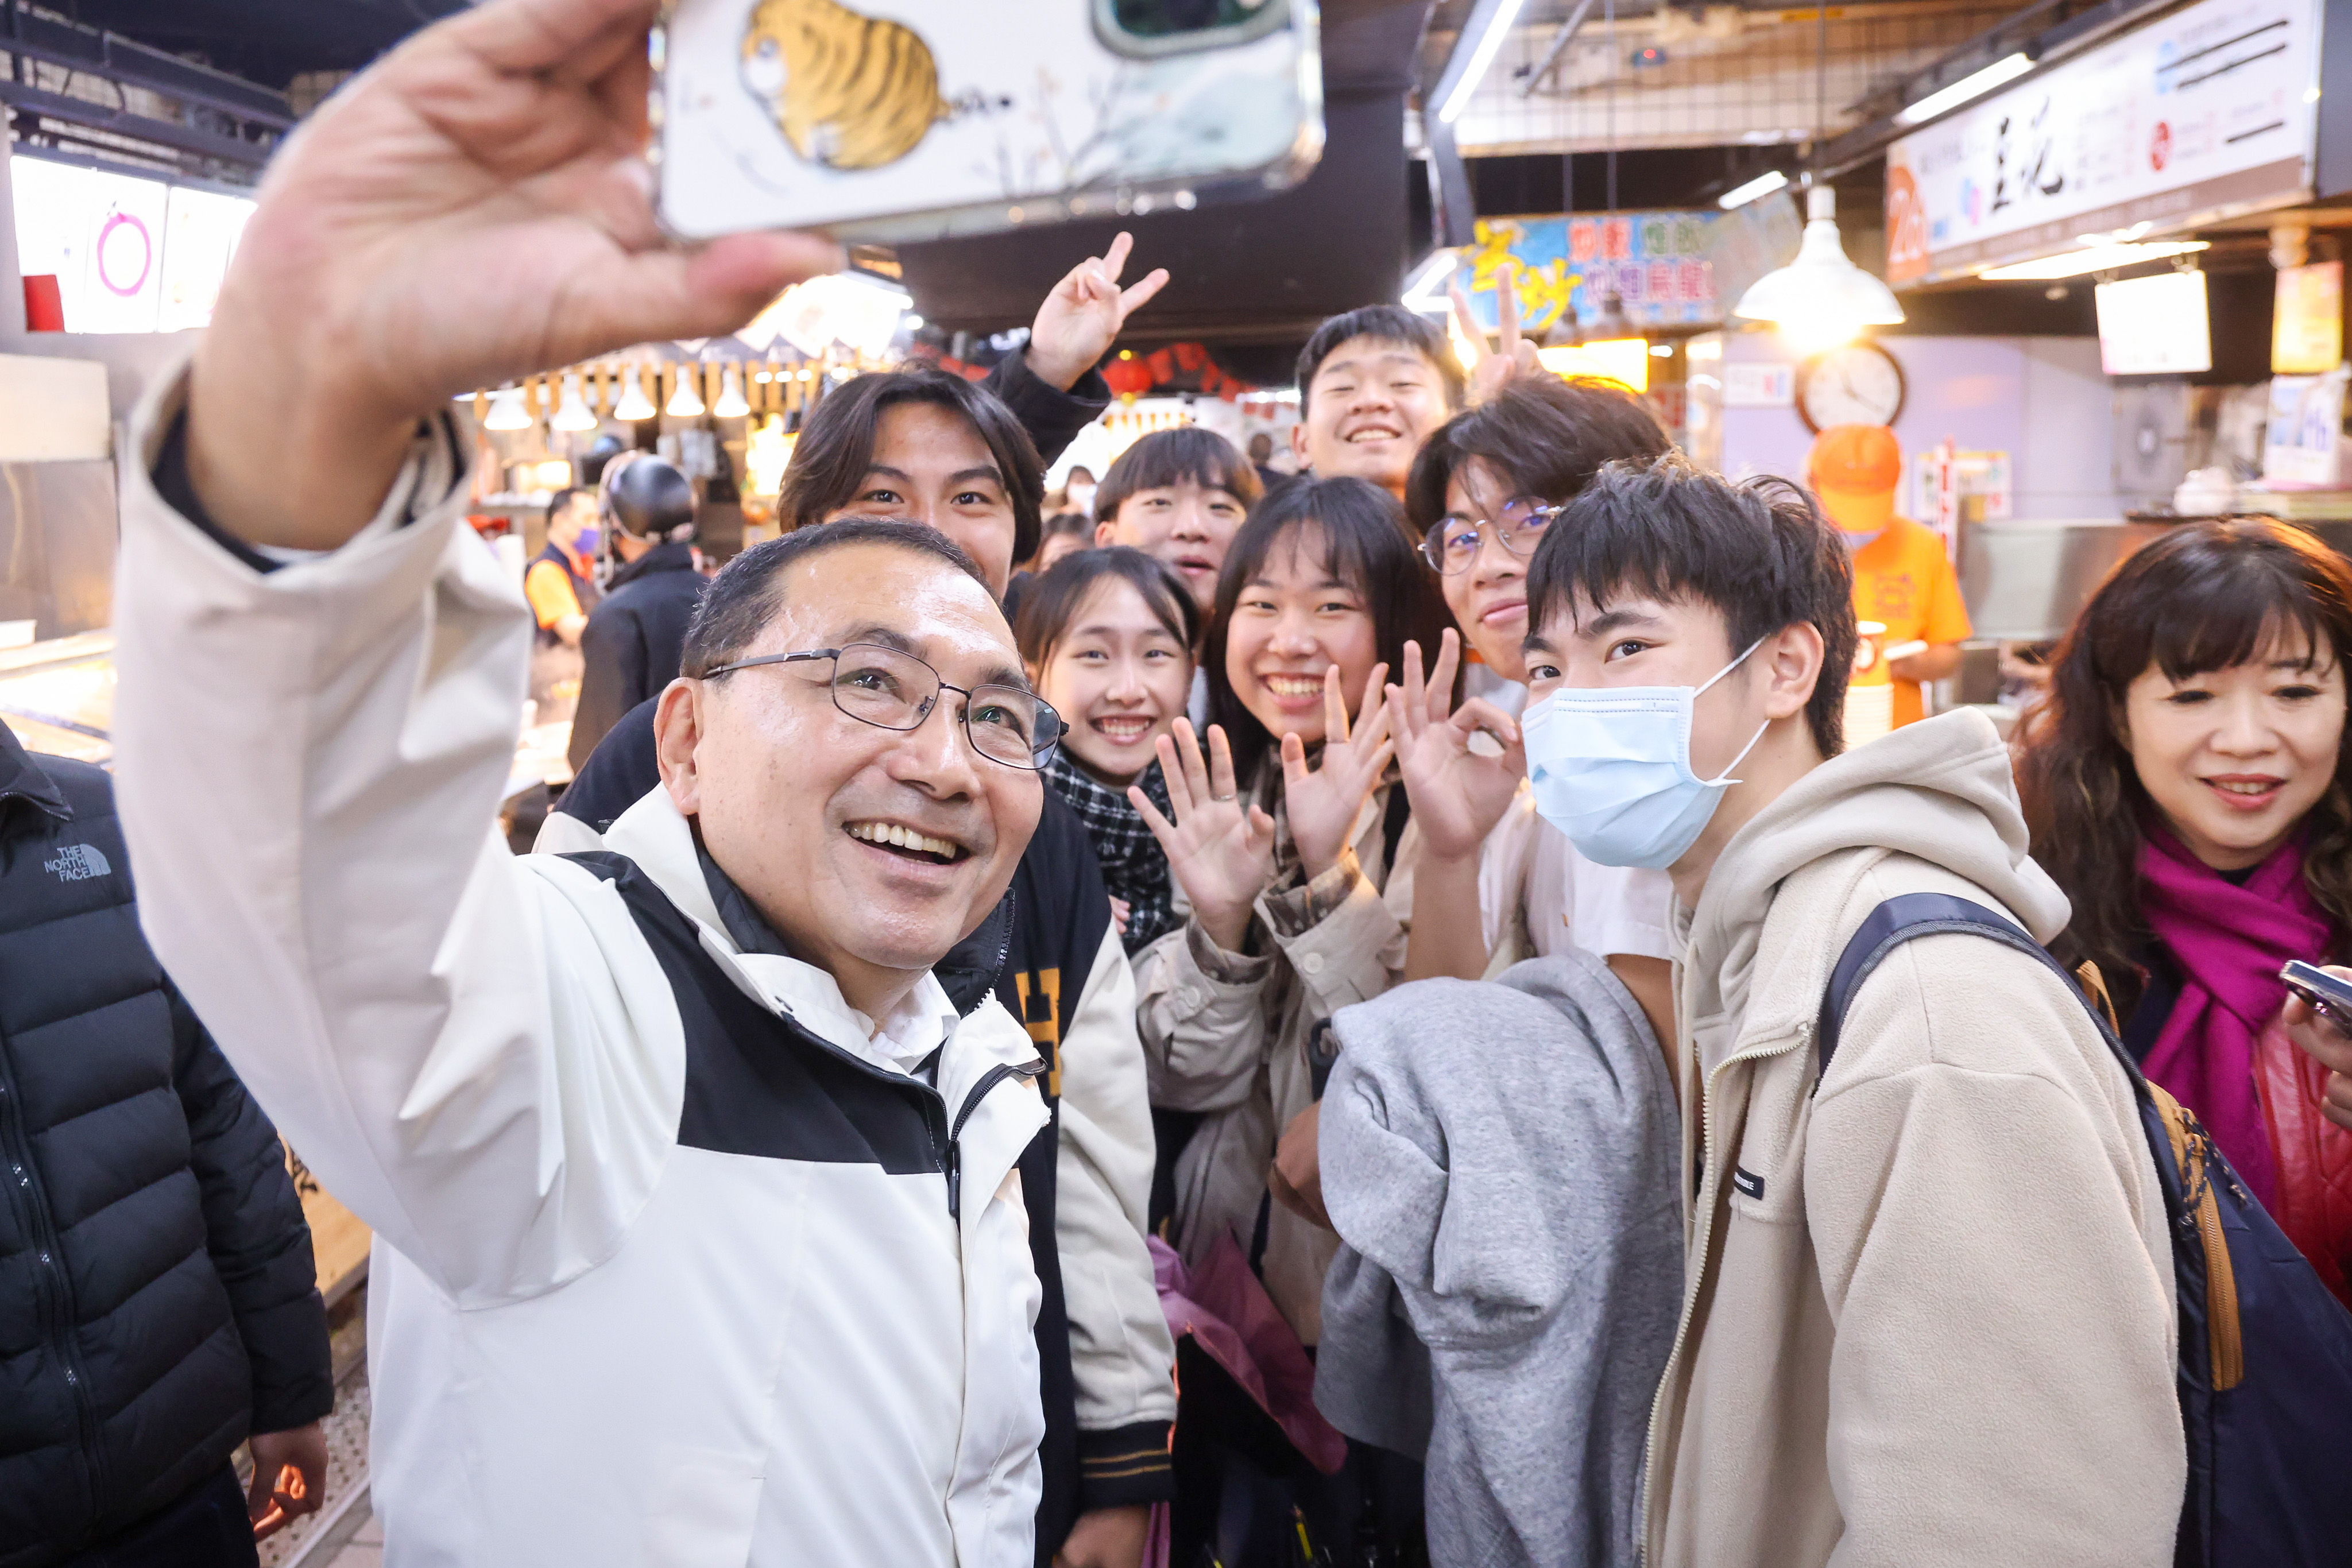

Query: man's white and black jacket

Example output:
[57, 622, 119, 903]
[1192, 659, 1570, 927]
[110, 379, 1055, 1568]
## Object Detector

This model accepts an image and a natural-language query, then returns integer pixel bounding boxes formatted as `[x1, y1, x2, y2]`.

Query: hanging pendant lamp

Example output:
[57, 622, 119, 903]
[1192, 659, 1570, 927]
[482, 384, 533, 432]
[1732, 184, 1905, 351]
[712, 365, 752, 420]
[612, 366, 657, 423]
[550, 373, 599, 433]
[666, 365, 706, 419]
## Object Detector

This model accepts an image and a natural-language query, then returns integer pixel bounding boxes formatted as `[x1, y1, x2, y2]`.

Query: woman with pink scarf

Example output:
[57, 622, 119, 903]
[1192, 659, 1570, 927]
[2019, 517, 2352, 1304]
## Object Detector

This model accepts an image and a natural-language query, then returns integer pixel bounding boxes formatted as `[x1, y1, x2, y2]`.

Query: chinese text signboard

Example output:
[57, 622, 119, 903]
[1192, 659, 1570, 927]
[1454, 212, 1725, 339]
[1885, 0, 2316, 285]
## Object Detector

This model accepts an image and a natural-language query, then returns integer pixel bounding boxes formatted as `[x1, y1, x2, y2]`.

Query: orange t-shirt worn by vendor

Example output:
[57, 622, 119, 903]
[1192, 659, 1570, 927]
[1849, 516, 1973, 727]
[1809, 423, 1974, 729]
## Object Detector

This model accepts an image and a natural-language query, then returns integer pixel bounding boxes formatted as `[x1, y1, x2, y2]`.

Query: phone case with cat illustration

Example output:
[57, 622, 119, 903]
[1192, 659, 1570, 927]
[653, 0, 1323, 243]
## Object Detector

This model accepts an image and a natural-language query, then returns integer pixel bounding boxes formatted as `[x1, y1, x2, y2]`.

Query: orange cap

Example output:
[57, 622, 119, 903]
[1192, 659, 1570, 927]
[1808, 423, 1901, 534]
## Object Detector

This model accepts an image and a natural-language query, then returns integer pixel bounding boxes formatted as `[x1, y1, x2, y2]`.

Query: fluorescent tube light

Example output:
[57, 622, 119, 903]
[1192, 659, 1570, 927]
[1438, 0, 1530, 126]
[1978, 240, 2208, 281]
[1719, 171, 1789, 211]
[1895, 52, 2033, 127]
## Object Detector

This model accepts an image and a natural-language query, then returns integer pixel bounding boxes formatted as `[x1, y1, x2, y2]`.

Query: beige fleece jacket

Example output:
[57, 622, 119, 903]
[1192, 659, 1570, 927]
[1645, 710, 2182, 1568]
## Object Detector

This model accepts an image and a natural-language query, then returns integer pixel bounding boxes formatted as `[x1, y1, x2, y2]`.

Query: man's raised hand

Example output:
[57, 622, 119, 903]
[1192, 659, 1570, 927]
[187, 0, 842, 552]
[1024, 231, 1170, 393]
[1449, 262, 1539, 404]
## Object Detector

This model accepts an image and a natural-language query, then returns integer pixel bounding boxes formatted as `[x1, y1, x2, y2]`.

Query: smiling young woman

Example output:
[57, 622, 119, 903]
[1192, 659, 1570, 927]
[1017, 547, 1199, 952]
[2018, 517, 2352, 1301]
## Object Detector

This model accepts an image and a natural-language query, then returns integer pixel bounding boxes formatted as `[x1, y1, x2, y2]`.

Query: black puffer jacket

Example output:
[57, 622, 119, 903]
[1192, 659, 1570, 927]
[568, 540, 706, 772]
[0, 726, 332, 1566]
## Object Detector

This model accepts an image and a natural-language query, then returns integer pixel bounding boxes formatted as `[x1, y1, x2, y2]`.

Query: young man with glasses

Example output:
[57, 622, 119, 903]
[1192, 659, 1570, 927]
[100, 1, 1111, 1562]
[549, 370, 1179, 1568]
[1384, 375, 1680, 1045]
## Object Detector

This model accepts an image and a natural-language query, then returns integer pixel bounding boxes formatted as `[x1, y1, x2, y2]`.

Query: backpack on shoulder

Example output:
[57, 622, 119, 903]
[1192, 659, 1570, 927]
[1817, 893, 2352, 1568]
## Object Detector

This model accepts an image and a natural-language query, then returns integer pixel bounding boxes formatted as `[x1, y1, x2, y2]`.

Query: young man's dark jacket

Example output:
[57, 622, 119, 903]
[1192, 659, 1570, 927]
[568, 539, 707, 771]
[555, 699, 1173, 1562]
[0, 724, 332, 1566]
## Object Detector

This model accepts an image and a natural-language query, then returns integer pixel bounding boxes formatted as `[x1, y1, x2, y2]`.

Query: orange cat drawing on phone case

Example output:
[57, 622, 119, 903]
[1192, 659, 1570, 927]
[739, 0, 952, 171]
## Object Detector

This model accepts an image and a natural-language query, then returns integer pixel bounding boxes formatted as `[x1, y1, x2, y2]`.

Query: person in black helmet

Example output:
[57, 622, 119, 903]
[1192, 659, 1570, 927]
[569, 456, 705, 769]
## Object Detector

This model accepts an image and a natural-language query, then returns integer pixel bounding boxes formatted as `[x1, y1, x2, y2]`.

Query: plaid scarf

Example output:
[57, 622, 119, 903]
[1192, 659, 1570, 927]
[1045, 751, 1178, 954]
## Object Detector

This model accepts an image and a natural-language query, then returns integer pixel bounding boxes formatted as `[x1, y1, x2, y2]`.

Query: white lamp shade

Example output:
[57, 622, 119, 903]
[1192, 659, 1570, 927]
[1733, 185, 1905, 340]
[612, 367, 657, 422]
[482, 384, 534, 432]
[712, 366, 752, 419]
[666, 367, 706, 419]
[551, 373, 599, 432]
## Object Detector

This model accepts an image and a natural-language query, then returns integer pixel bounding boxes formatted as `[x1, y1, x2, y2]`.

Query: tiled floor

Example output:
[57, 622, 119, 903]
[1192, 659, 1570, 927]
[323, 1508, 382, 1567]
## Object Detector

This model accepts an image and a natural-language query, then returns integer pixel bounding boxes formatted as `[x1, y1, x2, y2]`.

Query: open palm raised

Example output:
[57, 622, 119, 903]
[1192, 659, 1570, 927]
[1131, 721, 1278, 955]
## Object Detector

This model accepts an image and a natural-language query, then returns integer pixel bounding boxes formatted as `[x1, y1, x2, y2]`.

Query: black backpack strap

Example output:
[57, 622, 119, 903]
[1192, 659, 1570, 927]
[1815, 892, 2148, 1094]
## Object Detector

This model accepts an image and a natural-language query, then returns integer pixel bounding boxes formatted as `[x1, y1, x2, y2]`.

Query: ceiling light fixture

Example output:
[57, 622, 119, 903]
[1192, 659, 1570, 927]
[712, 365, 752, 420]
[612, 366, 657, 423]
[666, 366, 706, 419]
[1977, 239, 2209, 281]
[1718, 170, 1790, 211]
[1734, 183, 1905, 351]
[550, 373, 599, 433]
[1895, 51, 2034, 127]
[482, 384, 533, 432]
[1438, 0, 1529, 125]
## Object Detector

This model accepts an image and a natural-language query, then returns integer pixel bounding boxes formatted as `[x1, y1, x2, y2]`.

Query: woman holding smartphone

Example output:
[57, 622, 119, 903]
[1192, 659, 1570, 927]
[2018, 517, 2352, 1303]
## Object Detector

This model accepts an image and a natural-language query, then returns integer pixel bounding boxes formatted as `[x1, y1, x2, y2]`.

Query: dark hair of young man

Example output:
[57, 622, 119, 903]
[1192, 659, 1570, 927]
[680, 517, 989, 680]
[1203, 475, 1456, 784]
[777, 369, 1047, 564]
[544, 486, 592, 526]
[1402, 375, 1674, 533]
[1090, 426, 1264, 525]
[1294, 305, 1466, 420]
[1015, 545, 1201, 670]
[1525, 455, 1857, 757]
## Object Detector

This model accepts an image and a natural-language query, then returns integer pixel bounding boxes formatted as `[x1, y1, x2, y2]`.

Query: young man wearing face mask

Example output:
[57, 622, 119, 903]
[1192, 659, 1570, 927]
[549, 367, 1178, 1568]
[1515, 456, 2181, 1568]
[101, 2, 1109, 1564]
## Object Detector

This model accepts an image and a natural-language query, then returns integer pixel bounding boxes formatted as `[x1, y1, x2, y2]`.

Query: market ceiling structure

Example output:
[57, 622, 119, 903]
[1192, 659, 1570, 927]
[50, 0, 468, 89]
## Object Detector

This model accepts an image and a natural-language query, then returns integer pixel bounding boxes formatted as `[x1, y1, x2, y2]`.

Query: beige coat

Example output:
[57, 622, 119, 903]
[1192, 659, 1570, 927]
[1135, 769, 1416, 1346]
[1646, 710, 2182, 1568]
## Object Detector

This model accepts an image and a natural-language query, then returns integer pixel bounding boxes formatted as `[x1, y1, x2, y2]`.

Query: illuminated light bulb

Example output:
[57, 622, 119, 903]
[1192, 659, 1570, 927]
[1734, 185, 1904, 346]
[666, 367, 706, 419]
[713, 366, 752, 419]
[551, 373, 598, 433]
[612, 367, 656, 422]
[482, 384, 533, 432]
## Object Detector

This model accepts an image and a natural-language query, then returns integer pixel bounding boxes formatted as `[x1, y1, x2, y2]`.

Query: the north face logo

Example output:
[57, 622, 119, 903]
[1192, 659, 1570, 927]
[43, 843, 110, 881]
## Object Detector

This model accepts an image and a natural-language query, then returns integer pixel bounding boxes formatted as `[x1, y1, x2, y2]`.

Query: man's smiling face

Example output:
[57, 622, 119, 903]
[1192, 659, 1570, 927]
[1293, 334, 1454, 497]
[657, 540, 1042, 999]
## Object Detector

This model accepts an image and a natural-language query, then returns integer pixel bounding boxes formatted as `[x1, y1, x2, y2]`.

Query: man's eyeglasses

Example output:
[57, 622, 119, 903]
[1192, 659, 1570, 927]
[699, 643, 1063, 771]
[1419, 498, 1563, 575]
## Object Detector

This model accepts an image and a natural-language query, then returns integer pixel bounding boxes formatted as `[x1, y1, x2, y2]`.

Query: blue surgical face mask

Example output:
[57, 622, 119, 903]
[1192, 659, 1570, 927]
[1518, 639, 1768, 869]
[570, 524, 602, 556]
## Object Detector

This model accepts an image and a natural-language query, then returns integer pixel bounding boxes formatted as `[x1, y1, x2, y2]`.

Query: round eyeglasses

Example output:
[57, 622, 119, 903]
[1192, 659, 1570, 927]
[699, 642, 1064, 771]
[1419, 498, 1564, 574]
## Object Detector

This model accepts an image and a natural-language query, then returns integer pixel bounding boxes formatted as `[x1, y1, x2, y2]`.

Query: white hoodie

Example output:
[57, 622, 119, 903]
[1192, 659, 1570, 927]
[108, 378, 1051, 1568]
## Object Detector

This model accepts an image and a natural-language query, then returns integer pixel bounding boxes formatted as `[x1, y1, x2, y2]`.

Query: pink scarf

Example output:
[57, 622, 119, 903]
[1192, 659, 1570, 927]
[2138, 822, 2331, 1211]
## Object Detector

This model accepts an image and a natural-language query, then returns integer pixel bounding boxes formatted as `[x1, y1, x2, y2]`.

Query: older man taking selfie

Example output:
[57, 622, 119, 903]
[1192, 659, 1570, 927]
[102, 1, 1070, 1565]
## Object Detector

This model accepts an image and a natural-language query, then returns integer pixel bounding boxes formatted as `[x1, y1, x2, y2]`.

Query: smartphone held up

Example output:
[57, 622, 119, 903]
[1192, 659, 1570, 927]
[653, 0, 1324, 243]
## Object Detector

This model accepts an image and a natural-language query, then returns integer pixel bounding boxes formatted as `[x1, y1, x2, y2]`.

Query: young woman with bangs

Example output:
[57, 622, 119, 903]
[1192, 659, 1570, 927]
[1129, 476, 1454, 1351]
[1017, 547, 1200, 954]
[2018, 517, 2352, 1302]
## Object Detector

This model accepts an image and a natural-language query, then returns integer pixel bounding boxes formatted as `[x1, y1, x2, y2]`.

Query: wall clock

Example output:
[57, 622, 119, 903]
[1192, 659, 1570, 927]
[1796, 340, 1907, 433]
